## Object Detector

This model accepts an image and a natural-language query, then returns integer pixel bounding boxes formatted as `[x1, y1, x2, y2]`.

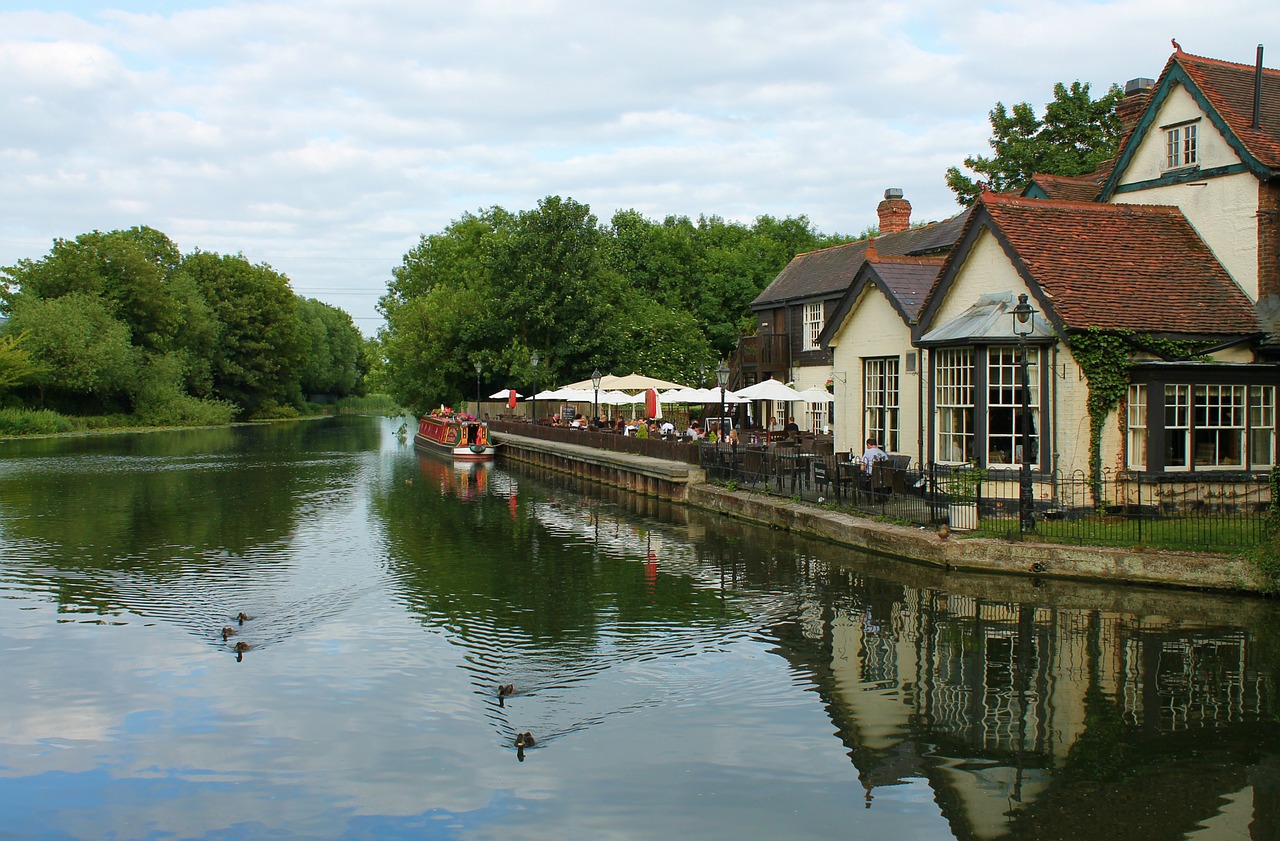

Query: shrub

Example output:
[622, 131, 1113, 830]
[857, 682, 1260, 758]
[0, 407, 75, 435]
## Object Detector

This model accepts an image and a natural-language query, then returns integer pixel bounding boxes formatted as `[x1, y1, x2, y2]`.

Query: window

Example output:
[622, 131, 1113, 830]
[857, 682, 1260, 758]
[806, 402, 826, 434]
[1251, 386, 1275, 466]
[1192, 385, 1244, 467]
[1165, 122, 1198, 169]
[1164, 384, 1190, 469]
[1127, 384, 1147, 470]
[803, 302, 824, 351]
[986, 347, 1039, 468]
[864, 357, 900, 452]
[935, 348, 973, 463]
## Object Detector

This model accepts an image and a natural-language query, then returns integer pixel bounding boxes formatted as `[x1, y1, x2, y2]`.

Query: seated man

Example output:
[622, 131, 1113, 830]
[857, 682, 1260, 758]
[861, 438, 889, 476]
[784, 416, 800, 433]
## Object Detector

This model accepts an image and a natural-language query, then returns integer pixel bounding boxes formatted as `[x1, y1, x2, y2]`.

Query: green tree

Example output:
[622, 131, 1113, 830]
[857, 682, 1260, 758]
[945, 81, 1123, 205]
[181, 250, 303, 412]
[6, 292, 137, 405]
[0, 332, 39, 396]
[296, 297, 365, 398]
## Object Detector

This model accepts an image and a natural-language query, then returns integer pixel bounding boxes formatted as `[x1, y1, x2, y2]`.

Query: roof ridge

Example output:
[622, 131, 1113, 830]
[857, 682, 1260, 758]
[982, 192, 1182, 215]
[871, 255, 946, 266]
[1176, 49, 1280, 76]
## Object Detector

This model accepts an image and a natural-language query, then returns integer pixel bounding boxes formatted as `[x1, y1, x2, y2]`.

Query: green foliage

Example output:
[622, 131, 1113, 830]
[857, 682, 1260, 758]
[0, 332, 39, 394]
[939, 464, 987, 501]
[946, 81, 1124, 205]
[0, 407, 75, 435]
[378, 196, 845, 411]
[132, 353, 236, 426]
[6, 292, 138, 400]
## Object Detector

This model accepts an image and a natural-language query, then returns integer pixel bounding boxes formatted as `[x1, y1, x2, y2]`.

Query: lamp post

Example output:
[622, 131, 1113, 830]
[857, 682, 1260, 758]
[591, 368, 602, 427]
[1011, 293, 1036, 535]
[716, 362, 730, 439]
[474, 360, 482, 410]
[531, 352, 539, 424]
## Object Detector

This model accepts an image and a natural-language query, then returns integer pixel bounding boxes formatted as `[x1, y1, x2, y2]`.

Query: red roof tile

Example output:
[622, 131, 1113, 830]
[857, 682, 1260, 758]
[968, 193, 1257, 335]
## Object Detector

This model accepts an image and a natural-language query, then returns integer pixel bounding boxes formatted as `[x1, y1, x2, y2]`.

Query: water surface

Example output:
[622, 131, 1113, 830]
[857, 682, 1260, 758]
[1, 416, 1278, 840]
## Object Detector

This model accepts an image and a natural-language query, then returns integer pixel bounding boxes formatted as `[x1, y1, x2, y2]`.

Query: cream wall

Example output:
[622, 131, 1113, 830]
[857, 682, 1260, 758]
[828, 285, 922, 461]
[1112, 83, 1260, 300]
[932, 231, 1029, 323]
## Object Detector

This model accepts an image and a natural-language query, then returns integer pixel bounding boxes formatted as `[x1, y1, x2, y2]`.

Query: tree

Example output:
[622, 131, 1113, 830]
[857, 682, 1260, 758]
[296, 297, 365, 398]
[5, 292, 137, 405]
[945, 81, 1124, 205]
[181, 250, 303, 412]
[0, 332, 39, 396]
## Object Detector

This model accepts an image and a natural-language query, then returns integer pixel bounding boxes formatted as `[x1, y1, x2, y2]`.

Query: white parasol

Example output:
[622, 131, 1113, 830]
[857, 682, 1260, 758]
[489, 389, 523, 399]
[734, 378, 803, 402]
[793, 386, 835, 404]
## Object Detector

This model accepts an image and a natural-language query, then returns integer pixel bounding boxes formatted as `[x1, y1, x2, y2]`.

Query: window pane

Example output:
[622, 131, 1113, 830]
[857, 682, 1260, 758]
[1164, 384, 1189, 468]
[986, 346, 1039, 467]
[1252, 385, 1275, 467]
[1192, 385, 1244, 467]
[935, 349, 973, 463]
[1127, 384, 1147, 470]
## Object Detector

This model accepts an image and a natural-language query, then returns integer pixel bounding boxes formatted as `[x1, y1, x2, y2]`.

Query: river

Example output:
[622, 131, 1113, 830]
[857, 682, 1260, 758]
[1, 415, 1278, 841]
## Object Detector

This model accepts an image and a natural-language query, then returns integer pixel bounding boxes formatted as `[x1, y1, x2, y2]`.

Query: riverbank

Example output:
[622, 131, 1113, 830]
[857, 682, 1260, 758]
[494, 431, 1268, 594]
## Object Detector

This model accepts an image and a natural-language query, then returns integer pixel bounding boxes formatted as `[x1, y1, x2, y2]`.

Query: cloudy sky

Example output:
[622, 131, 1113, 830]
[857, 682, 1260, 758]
[1, 0, 1276, 333]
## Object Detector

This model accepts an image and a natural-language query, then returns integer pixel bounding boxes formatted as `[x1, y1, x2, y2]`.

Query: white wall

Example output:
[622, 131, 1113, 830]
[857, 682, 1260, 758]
[1112, 82, 1260, 301]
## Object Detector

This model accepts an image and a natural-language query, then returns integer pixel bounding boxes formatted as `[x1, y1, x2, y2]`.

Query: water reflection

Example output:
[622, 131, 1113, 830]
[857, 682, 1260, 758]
[1, 417, 1278, 840]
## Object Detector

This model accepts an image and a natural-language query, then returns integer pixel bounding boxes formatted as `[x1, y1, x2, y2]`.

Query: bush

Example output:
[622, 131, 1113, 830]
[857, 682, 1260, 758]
[137, 395, 236, 427]
[247, 399, 300, 420]
[0, 407, 76, 435]
[336, 393, 404, 415]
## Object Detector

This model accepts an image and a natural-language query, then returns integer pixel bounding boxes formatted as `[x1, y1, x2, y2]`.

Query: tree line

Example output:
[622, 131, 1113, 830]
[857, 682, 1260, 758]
[375, 196, 850, 414]
[0, 226, 367, 429]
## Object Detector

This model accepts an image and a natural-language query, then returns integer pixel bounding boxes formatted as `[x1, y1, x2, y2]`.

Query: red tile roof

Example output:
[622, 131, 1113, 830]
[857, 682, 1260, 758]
[955, 193, 1257, 335]
[1024, 168, 1110, 202]
[1165, 49, 1280, 172]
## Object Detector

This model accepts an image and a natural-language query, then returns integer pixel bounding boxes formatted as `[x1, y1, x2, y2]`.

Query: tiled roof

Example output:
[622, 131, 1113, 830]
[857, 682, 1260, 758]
[751, 210, 970, 307]
[871, 256, 942, 322]
[1024, 168, 1110, 202]
[951, 193, 1257, 335]
[1167, 49, 1280, 171]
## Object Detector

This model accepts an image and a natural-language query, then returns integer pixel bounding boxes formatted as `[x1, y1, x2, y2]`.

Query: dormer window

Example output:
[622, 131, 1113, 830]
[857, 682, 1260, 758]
[1164, 120, 1198, 170]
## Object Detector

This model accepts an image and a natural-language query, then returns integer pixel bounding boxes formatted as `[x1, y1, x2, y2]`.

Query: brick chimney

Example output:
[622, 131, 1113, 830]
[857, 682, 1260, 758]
[1116, 77, 1154, 140]
[877, 188, 911, 234]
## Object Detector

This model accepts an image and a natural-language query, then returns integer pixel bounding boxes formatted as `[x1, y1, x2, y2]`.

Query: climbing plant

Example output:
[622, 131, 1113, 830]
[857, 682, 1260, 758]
[1065, 328, 1211, 501]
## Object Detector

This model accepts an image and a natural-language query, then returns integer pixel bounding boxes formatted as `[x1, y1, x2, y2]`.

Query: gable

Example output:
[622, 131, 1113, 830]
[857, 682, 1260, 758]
[1114, 82, 1245, 190]
[922, 227, 1031, 336]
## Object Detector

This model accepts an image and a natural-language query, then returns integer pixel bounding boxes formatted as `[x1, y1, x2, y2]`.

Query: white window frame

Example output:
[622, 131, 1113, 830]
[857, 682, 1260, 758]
[1164, 384, 1191, 471]
[934, 348, 974, 464]
[864, 356, 900, 452]
[1127, 384, 1147, 471]
[1251, 385, 1275, 467]
[1164, 121, 1198, 170]
[802, 302, 824, 351]
[986, 346, 1040, 469]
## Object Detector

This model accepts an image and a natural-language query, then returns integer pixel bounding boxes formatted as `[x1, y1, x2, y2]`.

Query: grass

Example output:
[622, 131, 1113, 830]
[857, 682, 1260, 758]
[968, 513, 1266, 551]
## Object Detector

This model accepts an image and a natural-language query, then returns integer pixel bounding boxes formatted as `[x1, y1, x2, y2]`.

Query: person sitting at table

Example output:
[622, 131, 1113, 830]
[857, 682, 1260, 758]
[686, 422, 702, 440]
[727, 428, 741, 446]
[767, 416, 782, 432]
[659, 419, 675, 436]
[862, 438, 889, 474]
[784, 416, 800, 434]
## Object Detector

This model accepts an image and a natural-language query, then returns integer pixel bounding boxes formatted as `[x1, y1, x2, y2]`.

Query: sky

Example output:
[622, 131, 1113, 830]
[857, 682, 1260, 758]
[1, 0, 1277, 334]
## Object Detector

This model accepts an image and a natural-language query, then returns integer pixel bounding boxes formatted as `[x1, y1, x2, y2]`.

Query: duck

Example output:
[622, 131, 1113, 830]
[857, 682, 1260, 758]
[221, 627, 236, 640]
[233, 641, 250, 653]
[497, 684, 515, 698]
[234, 612, 251, 625]
[938, 524, 951, 541]
[514, 732, 535, 749]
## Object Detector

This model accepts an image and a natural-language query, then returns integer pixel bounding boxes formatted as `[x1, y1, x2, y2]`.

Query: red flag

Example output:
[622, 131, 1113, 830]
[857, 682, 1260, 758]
[508, 389, 517, 410]
[644, 388, 657, 418]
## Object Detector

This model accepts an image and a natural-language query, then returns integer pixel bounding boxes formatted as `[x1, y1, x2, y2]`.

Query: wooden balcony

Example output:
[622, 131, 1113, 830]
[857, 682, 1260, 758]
[730, 332, 790, 388]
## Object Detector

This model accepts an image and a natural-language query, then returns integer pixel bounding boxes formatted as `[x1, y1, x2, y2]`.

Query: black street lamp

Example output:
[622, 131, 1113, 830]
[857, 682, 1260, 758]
[1011, 293, 1036, 535]
[716, 362, 731, 439]
[592, 368, 602, 427]
[474, 360, 482, 410]
[531, 352, 540, 424]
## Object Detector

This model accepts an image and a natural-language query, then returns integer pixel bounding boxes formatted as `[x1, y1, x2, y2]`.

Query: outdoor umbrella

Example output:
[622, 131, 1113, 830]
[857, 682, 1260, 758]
[563, 373, 691, 391]
[734, 378, 803, 402]
[490, 389, 522, 399]
[794, 386, 835, 404]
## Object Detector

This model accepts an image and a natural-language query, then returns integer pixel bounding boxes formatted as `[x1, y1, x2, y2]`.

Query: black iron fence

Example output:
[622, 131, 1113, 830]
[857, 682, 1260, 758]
[697, 442, 1271, 550]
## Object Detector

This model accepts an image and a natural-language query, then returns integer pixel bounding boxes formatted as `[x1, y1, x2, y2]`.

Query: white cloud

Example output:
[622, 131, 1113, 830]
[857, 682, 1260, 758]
[1, 0, 1278, 332]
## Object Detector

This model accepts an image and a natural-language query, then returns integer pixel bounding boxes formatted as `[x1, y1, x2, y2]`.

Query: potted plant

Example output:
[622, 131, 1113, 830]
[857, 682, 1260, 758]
[940, 463, 985, 531]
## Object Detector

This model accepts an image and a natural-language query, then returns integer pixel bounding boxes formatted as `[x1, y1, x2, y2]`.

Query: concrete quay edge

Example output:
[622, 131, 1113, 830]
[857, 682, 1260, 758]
[688, 484, 1266, 594]
[492, 432, 706, 483]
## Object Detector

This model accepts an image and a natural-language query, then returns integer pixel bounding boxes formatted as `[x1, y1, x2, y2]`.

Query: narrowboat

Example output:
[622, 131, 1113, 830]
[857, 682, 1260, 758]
[414, 410, 495, 460]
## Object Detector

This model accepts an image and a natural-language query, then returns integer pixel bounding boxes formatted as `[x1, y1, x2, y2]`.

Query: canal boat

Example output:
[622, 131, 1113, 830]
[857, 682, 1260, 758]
[414, 409, 495, 461]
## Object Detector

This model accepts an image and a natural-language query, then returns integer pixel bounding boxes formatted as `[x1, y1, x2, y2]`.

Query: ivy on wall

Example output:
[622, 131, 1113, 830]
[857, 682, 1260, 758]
[1065, 328, 1211, 497]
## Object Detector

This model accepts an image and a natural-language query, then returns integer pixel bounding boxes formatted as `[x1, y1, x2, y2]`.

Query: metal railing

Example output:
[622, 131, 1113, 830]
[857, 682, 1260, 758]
[696, 443, 1271, 550]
